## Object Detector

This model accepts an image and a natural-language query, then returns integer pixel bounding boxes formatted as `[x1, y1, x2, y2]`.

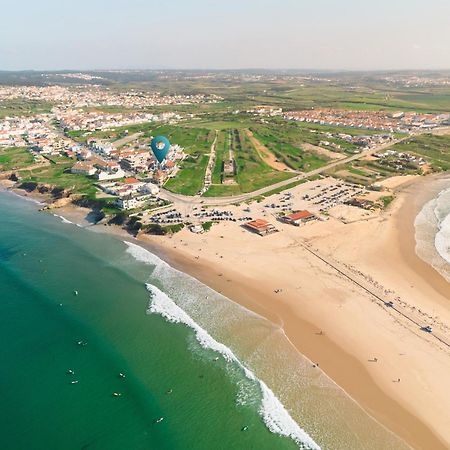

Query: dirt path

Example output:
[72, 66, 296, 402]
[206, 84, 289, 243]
[201, 130, 218, 194]
[113, 132, 143, 148]
[244, 129, 295, 172]
[301, 143, 344, 160]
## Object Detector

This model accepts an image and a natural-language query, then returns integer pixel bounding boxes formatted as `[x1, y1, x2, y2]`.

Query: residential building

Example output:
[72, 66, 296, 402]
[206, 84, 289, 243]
[71, 161, 96, 176]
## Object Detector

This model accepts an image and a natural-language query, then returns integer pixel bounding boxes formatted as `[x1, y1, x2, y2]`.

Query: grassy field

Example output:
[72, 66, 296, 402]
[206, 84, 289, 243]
[210, 129, 232, 184]
[203, 129, 294, 197]
[65, 122, 155, 143]
[325, 133, 450, 185]
[0, 147, 34, 170]
[249, 83, 450, 114]
[0, 99, 53, 119]
[252, 128, 329, 171]
[18, 157, 97, 196]
[188, 114, 382, 177]
[389, 134, 450, 171]
[119, 75, 450, 114]
[160, 125, 215, 195]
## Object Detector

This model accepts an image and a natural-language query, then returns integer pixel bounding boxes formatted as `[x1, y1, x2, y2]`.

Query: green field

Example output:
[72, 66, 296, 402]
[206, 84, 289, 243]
[0, 147, 34, 170]
[325, 133, 450, 185]
[0, 99, 53, 119]
[18, 157, 97, 197]
[389, 134, 450, 171]
[65, 122, 155, 143]
[210, 129, 232, 184]
[159, 125, 215, 195]
[203, 129, 294, 197]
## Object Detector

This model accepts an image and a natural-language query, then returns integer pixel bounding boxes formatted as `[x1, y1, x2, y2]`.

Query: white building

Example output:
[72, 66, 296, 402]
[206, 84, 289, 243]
[114, 194, 152, 210]
[71, 162, 97, 176]
[96, 169, 126, 181]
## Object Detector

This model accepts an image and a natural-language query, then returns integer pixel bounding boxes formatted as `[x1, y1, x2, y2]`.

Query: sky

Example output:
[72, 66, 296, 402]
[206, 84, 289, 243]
[1, 0, 450, 71]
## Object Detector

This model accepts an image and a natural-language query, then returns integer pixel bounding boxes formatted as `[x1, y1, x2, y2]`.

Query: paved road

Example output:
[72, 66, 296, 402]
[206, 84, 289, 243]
[159, 138, 407, 207]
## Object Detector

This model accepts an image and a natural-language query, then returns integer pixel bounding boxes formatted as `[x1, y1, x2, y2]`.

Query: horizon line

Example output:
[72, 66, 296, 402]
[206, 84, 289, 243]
[1, 68, 450, 74]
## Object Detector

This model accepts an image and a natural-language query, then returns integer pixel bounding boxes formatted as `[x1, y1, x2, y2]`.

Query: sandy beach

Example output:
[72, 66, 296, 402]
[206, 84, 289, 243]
[19, 173, 450, 449]
[132, 175, 450, 450]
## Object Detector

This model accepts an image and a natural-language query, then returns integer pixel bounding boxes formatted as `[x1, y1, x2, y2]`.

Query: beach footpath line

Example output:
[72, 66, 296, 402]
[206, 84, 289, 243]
[300, 241, 450, 351]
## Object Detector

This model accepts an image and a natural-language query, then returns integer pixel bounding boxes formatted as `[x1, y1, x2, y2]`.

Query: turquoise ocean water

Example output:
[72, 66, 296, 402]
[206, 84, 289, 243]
[0, 191, 410, 450]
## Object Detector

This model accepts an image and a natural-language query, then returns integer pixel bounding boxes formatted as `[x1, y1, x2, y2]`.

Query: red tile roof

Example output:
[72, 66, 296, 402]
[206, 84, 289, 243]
[286, 210, 314, 221]
[246, 219, 270, 229]
[124, 177, 140, 184]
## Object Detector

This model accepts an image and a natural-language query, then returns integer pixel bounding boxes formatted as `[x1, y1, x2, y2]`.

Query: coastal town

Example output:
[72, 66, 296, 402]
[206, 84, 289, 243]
[3, 0, 450, 447]
[2, 74, 448, 388]
[0, 84, 222, 108]
[0, 14, 450, 450]
[1, 75, 449, 230]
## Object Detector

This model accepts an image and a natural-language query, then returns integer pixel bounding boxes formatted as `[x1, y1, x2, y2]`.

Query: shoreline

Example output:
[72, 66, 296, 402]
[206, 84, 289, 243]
[136, 176, 450, 450]
[398, 175, 450, 300]
[141, 231, 447, 450]
[5, 175, 450, 450]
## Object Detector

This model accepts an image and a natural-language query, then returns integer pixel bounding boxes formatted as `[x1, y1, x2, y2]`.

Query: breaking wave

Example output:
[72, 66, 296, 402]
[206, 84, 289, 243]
[146, 282, 320, 450]
[124, 241, 319, 448]
[415, 186, 450, 281]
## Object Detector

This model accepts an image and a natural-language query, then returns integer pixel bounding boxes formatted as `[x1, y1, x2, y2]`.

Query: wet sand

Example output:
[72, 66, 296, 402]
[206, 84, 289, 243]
[137, 175, 450, 450]
[17, 174, 450, 450]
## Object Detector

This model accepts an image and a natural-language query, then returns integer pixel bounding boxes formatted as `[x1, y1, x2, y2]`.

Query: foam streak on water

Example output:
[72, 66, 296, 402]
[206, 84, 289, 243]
[146, 282, 321, 450]
[124, 240, 412, 450]
[123, 241, 320, 448]
[53, 214, 74, 225]
[415, 186, 450, 281]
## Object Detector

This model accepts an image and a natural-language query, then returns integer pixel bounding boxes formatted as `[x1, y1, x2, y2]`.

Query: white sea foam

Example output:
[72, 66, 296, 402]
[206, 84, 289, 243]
[53, 214, 74, 225]
[124, 241, 169, 268]
[436, 214, 450, 265]
[415, 186, 450, 281]
[5, 189, 46, 206]
[146, 282, 321, 450]
[125, 241, 412, 449]
[433, 188, 450, 267]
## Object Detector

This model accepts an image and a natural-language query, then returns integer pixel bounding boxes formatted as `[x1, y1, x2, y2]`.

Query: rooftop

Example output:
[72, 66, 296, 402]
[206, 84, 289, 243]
[285, 210, 315, 221]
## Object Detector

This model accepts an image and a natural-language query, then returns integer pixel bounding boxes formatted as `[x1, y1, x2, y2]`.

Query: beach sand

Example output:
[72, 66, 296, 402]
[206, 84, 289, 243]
[135, 175, 450, 450]
[30, 174, 450, 450]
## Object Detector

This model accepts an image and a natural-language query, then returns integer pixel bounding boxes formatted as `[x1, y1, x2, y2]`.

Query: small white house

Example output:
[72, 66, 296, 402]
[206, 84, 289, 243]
[96, 169, 126, 181]
[71, 162, 97, 176]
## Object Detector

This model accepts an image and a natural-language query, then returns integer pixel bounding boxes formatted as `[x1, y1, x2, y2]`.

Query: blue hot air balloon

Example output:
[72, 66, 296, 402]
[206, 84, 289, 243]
[150, 136, 171, 163]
